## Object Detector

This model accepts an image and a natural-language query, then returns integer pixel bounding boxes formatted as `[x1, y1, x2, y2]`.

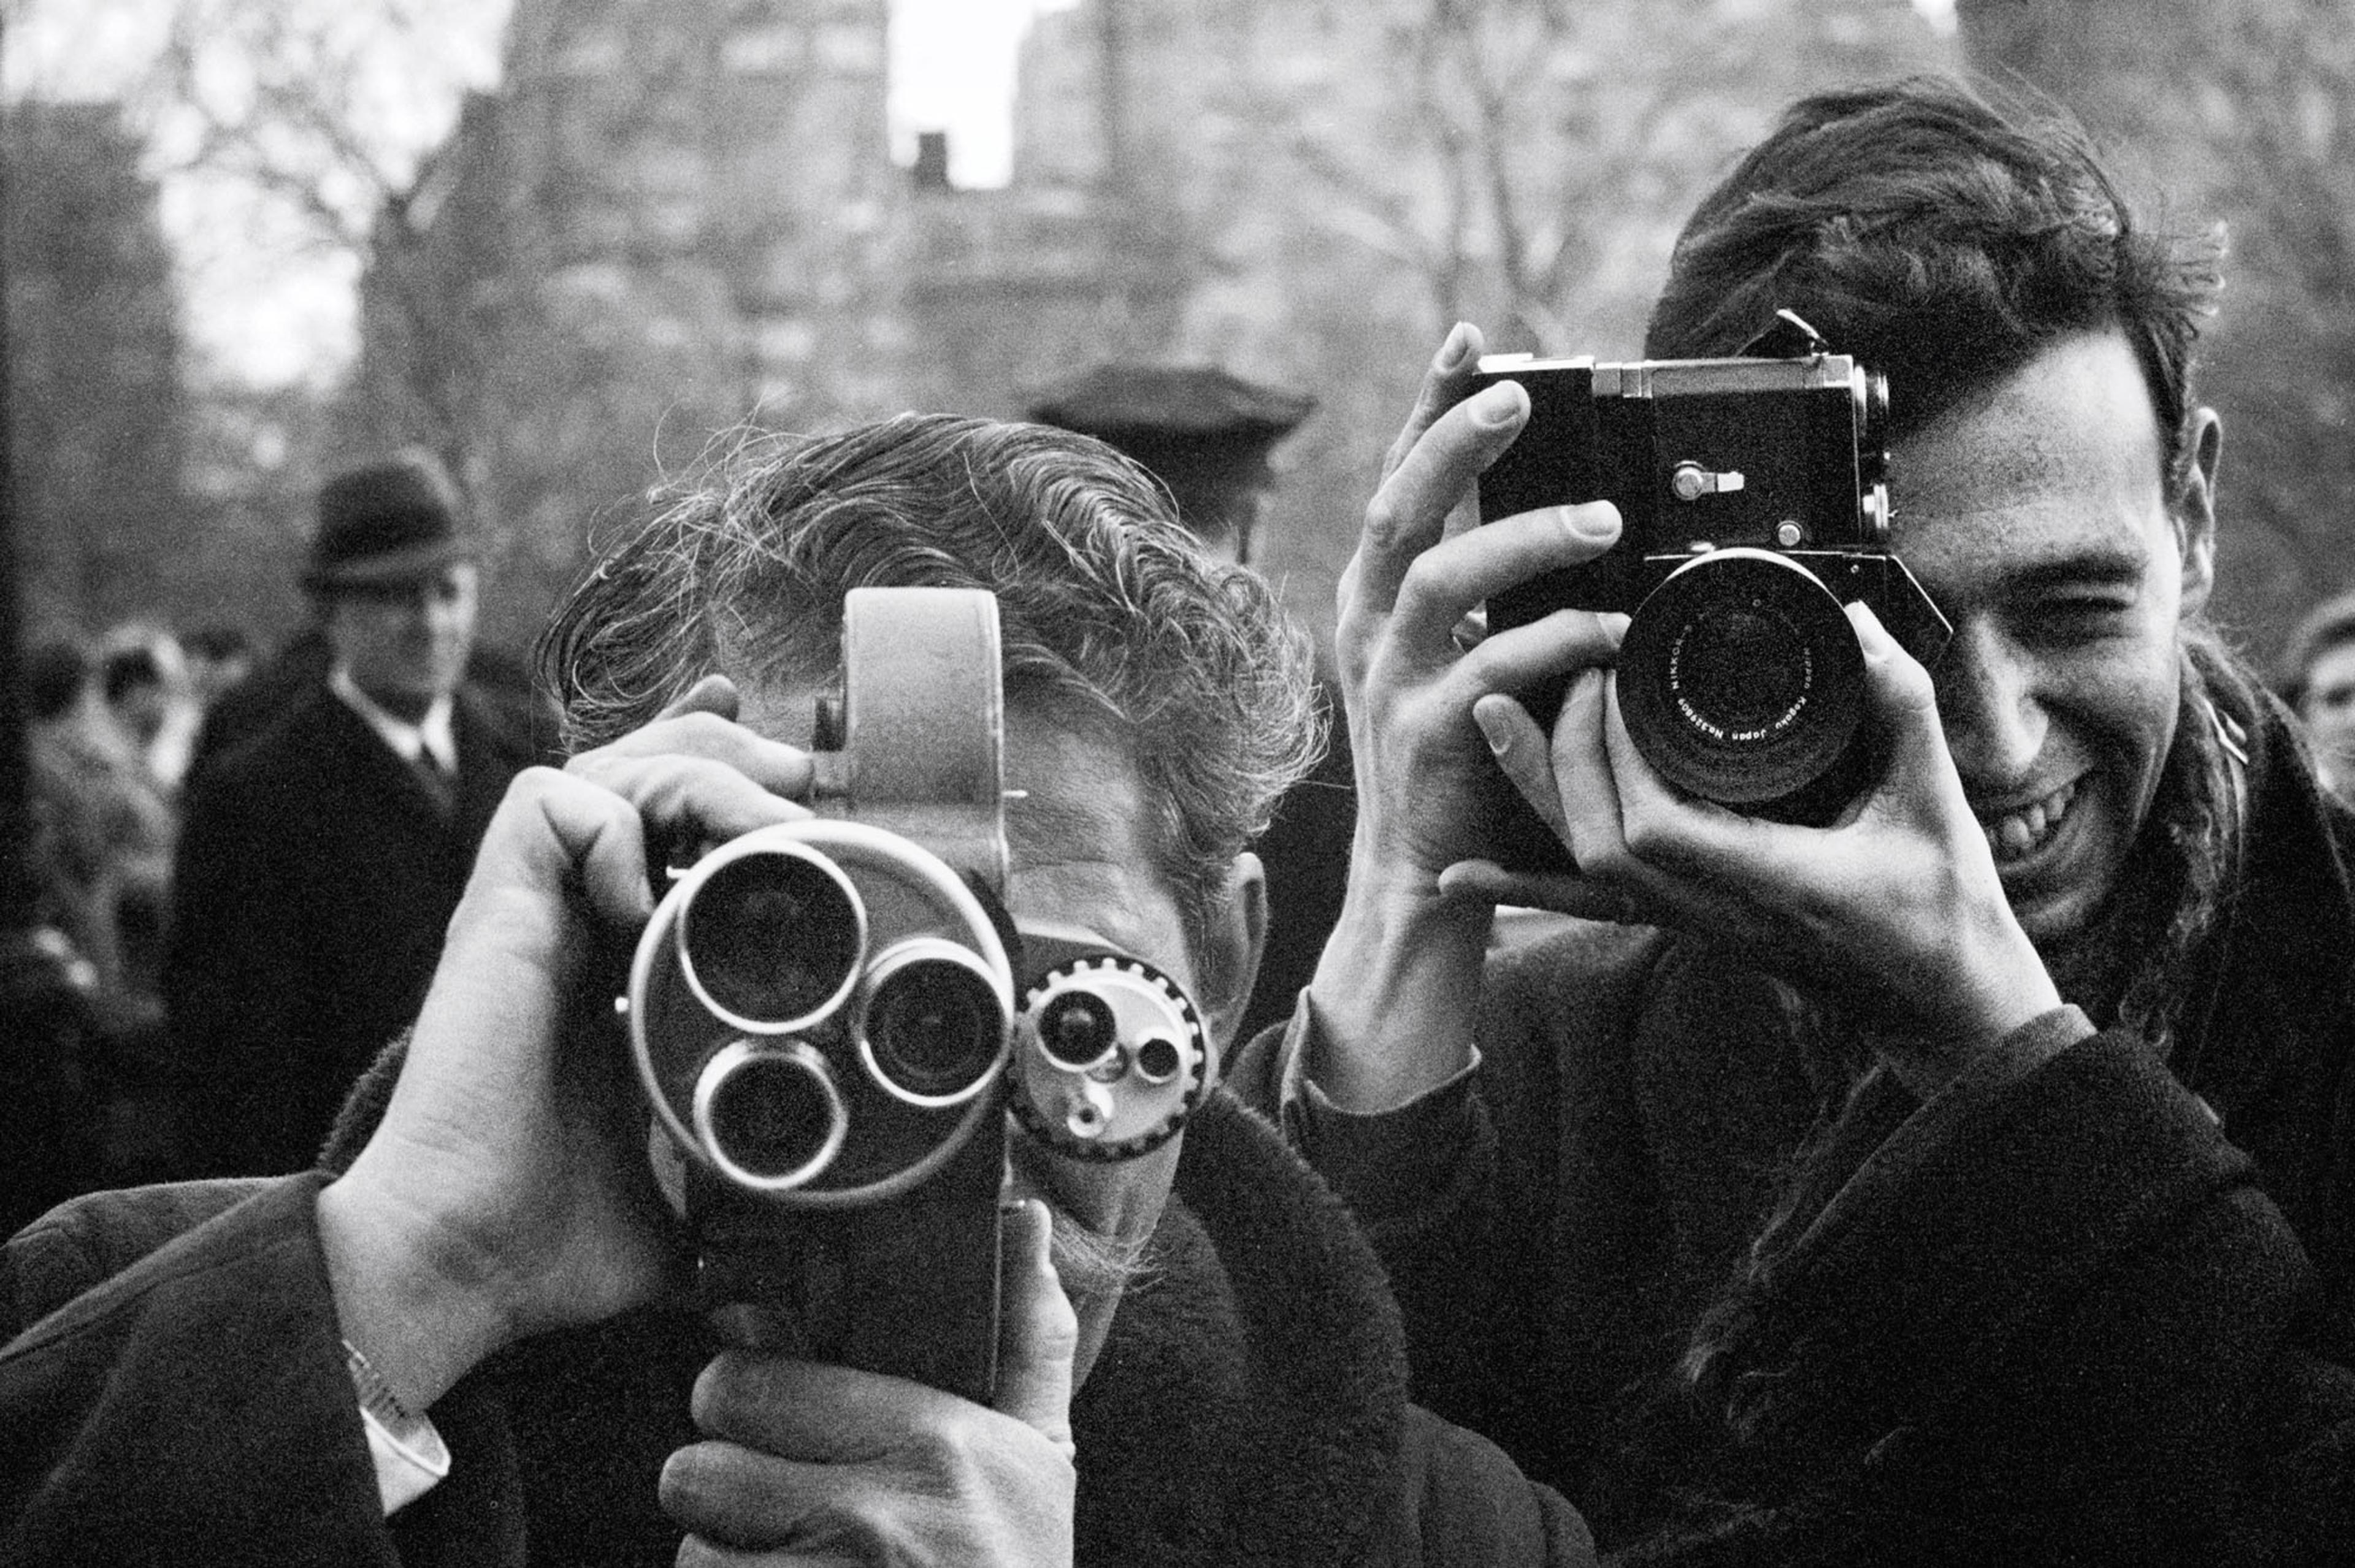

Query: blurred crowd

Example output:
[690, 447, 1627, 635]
[19, 618, 257, 1185]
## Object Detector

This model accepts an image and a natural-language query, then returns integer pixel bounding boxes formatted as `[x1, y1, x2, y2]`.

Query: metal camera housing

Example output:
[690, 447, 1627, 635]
[1469, 313, 1951, 870]
[626, 586, 1015, 1401]
[621, 586, 1215, 1401]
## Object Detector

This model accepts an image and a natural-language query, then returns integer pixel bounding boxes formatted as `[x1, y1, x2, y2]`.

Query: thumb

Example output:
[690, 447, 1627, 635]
[994, 1198, 1078, 1460]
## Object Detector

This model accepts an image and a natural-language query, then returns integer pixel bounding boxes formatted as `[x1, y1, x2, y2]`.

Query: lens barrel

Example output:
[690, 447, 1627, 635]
[676, 844, 866, 1033]
[858, 938, 1011, 1107]
[693, 1039, 849, 1191]
[1618, 548, 1866, 816]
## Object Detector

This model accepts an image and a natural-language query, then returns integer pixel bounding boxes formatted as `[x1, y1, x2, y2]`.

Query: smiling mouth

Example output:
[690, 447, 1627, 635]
[1980, 779, 2078, 865]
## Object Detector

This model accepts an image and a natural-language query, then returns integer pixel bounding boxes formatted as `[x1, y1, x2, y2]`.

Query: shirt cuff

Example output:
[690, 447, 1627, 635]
[361, 1402, 451, 1515]
[1277, 995, 1485, 1218]
[1275, 990, 1482, 1130]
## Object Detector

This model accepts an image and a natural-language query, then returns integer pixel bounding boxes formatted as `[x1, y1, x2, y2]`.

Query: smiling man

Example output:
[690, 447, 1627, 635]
[4, 415, 1591, 1566]
[1236, 76, 2355, 1562]
[165, 451, 547, 1177]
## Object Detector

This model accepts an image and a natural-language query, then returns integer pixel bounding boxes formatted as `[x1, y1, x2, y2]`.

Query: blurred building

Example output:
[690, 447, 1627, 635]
[3, 101, 190, 638]
[351, 0, 1952, 654]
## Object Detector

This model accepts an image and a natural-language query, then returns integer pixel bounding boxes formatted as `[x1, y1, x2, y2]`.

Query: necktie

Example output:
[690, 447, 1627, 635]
[409, 746, 456, 819]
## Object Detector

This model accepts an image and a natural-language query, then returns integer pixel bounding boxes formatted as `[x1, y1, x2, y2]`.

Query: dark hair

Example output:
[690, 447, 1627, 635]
[540, 413, 1322, 978]
[1645, 75, 2223, 500]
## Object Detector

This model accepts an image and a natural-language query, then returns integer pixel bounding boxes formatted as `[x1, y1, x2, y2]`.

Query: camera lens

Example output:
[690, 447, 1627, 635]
[678, 846, 865, 1030]
[694, 1041, 846, 1188]
[859, 939, 1008, 1106]
[1034, 990, 1119, 1071]
[1618, 548, 1865, 814]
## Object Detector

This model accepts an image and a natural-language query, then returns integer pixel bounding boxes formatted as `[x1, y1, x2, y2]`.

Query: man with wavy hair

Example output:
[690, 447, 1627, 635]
[1241, 75, 2355, 1562]
[4, 415, 1591, 1565]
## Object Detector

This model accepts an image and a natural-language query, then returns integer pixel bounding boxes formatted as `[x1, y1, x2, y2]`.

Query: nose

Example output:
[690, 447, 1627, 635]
[1931, 620, 2047, 786]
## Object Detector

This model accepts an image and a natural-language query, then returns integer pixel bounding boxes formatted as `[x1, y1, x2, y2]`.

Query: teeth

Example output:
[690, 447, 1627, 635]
[1983, 781, 2074, 862]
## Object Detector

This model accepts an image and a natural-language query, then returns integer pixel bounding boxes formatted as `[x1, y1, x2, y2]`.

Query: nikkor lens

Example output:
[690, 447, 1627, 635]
[1617, 548, 1866, 819]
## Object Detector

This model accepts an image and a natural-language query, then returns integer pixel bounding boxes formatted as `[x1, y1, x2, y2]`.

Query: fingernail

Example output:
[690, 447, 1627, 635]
[1437, 322, 1474, 371]
[1563, 502, 1620, 541]
[1472, 701, 1510, 756]
[1472, 382, 1523, 427]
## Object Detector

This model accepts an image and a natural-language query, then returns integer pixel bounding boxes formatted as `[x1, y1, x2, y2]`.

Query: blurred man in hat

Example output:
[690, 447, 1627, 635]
[1025, 362, 1315, 567]
[1027, 363, 1347, 1038]
[163, 451, 550, 1177]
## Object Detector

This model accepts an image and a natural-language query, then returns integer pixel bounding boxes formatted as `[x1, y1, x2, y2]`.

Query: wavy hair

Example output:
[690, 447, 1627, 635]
[538, 413, 1323, 980]
[1646, 74, 2224, 503]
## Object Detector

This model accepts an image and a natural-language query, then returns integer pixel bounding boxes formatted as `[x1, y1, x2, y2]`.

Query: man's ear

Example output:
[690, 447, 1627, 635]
[1194, 851, 1268, 1056]
[2175, 407, 2221, 616]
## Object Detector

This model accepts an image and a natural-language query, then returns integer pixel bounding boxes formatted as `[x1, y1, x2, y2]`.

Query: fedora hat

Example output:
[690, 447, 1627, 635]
[304, 453, 475, 592]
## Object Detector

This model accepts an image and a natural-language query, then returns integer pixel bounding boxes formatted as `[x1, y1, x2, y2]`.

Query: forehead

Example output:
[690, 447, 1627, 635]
[740, 679, 1186, 976]
[1890, 332, 2176, 597]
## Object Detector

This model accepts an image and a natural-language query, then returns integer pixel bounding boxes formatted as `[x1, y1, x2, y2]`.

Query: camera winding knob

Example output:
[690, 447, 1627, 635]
[1011, 954, 1208, 1160]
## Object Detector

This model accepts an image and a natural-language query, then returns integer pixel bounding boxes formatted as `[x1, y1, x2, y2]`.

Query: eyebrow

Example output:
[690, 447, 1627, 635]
[1997, 546, 2150, 597]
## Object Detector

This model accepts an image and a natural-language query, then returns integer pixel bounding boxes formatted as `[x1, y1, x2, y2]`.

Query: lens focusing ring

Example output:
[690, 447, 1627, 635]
[1618, 548, 1865, 809]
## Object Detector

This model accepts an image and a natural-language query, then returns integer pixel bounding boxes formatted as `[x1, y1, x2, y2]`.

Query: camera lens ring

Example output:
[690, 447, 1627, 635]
[856, 937, 1012, 1109]
[1618, 548, 1866, 808]
[674, 840, 868, 1035]
[691, 1038, 848, 1192]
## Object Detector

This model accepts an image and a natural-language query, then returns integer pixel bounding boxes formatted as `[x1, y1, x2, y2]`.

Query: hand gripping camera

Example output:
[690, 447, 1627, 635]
[623, 587, 1209, 1404]
[1469, 312, 1951, 870]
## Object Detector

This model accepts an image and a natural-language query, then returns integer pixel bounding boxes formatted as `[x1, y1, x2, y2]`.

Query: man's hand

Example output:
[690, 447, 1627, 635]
[1449, 602, 2062, 1095]
[660, 1199, 1079, 1567]
[1306, 323, 1626, 1111]
[317, 677, 818, 1416]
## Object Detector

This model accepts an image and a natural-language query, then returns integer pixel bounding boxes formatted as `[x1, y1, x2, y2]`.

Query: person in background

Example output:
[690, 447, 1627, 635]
[22, 637, 181, 1188]
[2280, 587, 2355, 806]
[179, 621, 256, 713]
[1027, 364, 1351, 1042]
[164, 450, 550, 1177]
[99, 624, 202, 798]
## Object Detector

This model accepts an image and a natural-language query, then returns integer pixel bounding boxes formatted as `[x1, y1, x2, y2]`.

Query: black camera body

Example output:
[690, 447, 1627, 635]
[1470, 316, 1949, 869]
[624, 587, 1209, 1404]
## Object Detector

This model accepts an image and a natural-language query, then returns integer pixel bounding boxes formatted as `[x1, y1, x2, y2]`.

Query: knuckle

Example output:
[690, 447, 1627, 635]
[1392, 551, 1453, 613]
[1361, 491, 1411, 556]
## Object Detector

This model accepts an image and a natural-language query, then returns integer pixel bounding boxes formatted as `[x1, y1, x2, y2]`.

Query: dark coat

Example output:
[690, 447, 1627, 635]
[0, 1093, 1595, 1567]
[1233, 695, 2355, 1564]
[163, 678, 547, 1176]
